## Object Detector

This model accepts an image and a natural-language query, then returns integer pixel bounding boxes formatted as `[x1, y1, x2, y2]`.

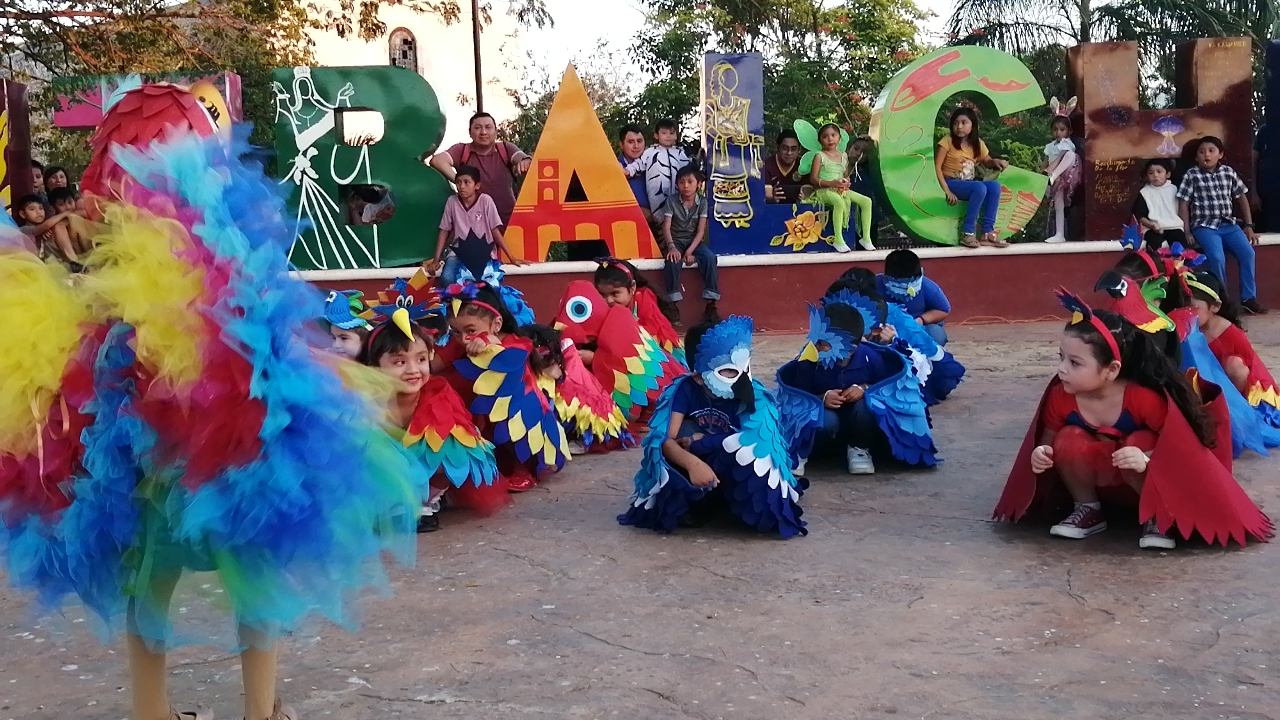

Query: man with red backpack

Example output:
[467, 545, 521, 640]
[430, 112, 532, 227]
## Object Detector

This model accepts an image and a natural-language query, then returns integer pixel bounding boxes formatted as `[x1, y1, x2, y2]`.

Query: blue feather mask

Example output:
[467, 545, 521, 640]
[881, 273, 923, 303]
[799, 303, 856, 368]
[695, 315, 755, 399]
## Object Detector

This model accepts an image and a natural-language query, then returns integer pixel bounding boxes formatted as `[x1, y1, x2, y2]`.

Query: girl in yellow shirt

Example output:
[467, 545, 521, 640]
[933, 108, 1010, 248]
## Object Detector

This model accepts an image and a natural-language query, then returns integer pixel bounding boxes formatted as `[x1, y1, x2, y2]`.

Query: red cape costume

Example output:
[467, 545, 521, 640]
[994, 376, 1272, 547]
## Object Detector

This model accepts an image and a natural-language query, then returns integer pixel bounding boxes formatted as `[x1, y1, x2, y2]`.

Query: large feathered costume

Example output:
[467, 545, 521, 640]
[618, 316, 805, 538]
[0, 92, 427, 650]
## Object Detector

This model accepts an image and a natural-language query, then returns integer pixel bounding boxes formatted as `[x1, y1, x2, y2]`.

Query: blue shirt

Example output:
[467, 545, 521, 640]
[877, 274, 951, 320]
[619, 155, 649, 210]
[782, 344, 894, 397]
[672, 379, 741, 435]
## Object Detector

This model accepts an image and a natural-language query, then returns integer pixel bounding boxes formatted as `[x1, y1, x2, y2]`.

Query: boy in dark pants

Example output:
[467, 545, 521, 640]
[662, 165, 719, 321]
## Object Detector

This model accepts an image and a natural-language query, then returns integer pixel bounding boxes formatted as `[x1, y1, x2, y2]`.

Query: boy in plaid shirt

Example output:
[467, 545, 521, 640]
[1177, 136, 1266, 314]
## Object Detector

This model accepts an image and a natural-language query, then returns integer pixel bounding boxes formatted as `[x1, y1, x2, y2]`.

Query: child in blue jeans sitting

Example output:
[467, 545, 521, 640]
[1176, 136, 1267, 315]
[877, 249, 952, 345]
[934, 108, 1011, 249]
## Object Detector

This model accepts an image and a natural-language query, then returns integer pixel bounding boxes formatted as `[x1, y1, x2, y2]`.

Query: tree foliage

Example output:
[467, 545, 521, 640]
[629, 0, 926, 142]
[945, 0, 1274, 106]
[0, 0, 551, 171]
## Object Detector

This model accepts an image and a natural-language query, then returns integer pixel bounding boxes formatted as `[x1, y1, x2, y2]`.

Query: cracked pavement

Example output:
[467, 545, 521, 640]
[2, 320, 1279, 719]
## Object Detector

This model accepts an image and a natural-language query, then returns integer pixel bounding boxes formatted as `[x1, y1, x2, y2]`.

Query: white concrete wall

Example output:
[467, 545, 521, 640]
[307, 1, 525, 149]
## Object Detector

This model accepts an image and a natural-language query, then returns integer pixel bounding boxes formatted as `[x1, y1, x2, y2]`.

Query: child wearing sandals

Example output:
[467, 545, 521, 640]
[934, 107, 1011, 249]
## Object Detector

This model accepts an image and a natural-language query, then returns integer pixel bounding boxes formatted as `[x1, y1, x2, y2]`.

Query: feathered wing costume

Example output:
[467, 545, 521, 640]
[0, 92, 428, 649]
[775, 302, 938, 469]
[542, 340, 636, 452]
[553, 281, 687, 426]
[822, 288, 965, 405]
[364, 271, 505, 514]
[1099, 252, 1280, 457]
[994, 290, 1271, 547]
[441, 282, 571, 483]
[618, 316, 806, 538]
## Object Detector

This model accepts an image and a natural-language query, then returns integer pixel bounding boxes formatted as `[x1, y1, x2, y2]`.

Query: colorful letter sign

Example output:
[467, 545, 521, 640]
[869, 47, 1048, 245]
[274, 66, 451, 270]
[1067, 39, 1252, 240]
[506, 65, 658, 261]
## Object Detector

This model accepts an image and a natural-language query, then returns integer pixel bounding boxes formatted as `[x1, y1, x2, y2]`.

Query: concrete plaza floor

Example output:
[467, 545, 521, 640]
[2, 319, 1278, 720]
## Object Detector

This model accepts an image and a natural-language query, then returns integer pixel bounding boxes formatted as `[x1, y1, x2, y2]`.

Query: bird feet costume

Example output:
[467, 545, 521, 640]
[619, 316, 805, 537]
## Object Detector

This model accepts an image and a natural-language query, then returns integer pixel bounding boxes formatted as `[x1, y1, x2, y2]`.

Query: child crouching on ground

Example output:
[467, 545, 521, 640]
[618, 315, 806, 537]
[994, 289, 1272, 549]
[878, 250, 952, 346]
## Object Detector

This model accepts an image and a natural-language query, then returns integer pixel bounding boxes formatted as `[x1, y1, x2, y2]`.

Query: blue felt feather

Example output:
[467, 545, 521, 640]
[454, 345, 568, 474]
[455, 260, 536, 326]
[619, 376, 805, 537]
[862, 344, 939, 466]
[1181, 324, 1279, 457]
[774, 365, 826, 466]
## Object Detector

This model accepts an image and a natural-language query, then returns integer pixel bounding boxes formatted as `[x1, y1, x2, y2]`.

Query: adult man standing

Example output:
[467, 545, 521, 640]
[617, 124, 652, 225]
[430, 112, 532, 226]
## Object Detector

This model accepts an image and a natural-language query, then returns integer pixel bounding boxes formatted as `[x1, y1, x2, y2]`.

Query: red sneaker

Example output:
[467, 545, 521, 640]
[1049, 504, 1107, 539]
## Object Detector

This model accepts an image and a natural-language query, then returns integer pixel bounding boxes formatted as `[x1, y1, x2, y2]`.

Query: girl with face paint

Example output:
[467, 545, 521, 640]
[618, 316, 807, 538]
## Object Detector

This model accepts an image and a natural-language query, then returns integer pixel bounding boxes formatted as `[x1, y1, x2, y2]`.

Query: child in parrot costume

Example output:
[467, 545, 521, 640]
[322, 289, 373, 359]
[618, 315, 806, 538]
[436, 281, 570, 492]
[1102, 244, 1280, 456]
[994, 289, 1271, 549]
[826, 268, 965, 405]
[775, 297, 938, 478]
[514, 323, 636, 454]
[592, 257, 686, 366]
[0, 85, 430, 720]
[362, 269, 504, 529]
[552, 280, 688, 435]
[1187, 271, 1280, 434]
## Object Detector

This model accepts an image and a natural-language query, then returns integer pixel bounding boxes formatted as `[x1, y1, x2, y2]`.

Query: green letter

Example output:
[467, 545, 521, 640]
[274, 66, 451, 270]
[870, 47, 1048, 245]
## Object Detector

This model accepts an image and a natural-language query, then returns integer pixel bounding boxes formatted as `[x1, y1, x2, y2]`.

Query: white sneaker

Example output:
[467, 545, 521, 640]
[1139, 519, 1176, 550]
[846, 446, 874, 475]
[832, 240, 852, 253]
[794, 458, 808, 477]
[568, 439, 588, 456]
[858, 238, 876, 251]
[1044, 235, 1067, 244]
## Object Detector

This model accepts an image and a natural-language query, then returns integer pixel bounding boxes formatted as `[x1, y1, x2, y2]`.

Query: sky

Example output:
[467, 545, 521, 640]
[517, 0, 955, 85]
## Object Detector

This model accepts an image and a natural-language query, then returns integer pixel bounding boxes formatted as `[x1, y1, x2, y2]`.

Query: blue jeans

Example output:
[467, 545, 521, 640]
[816, 400, 878, 449]
[945, 179, 1002, 235]
[665, 242, 720, 302]
[1191, 224, 1257, 301]
[923, 323, 948, 346]
[440, 255, 463, 285]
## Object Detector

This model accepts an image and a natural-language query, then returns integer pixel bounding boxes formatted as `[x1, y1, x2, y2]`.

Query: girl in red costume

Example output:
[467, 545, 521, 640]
[593, 257, 687, 366]
[1190, 271, 1280, 428]
[994, 290, 1272, 550]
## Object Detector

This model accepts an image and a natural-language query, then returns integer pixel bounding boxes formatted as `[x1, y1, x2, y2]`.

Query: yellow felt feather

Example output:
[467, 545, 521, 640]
[81, 203, 207, 385]
[0, 252, 92, 456]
